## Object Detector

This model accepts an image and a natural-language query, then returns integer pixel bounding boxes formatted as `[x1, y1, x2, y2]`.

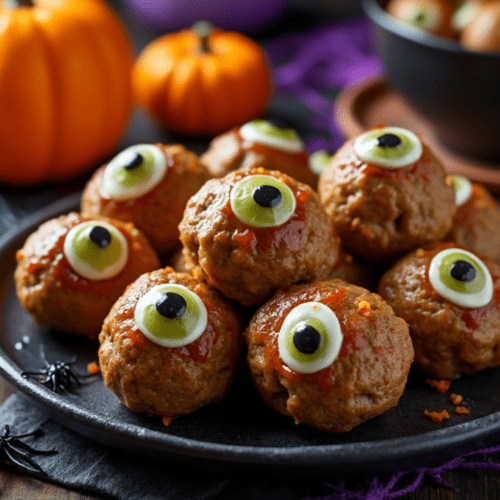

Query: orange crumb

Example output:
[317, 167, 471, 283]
[56, 281, 62, 288]
[16, 251, 24, 261]
[450, 393, 463, 405]
[132, 242, 142, 251]
[445, 175, 454, 186]
[416, 248, 425, 258]
[351, 217, 360, 229]
[162, 417, 172, 427]
[455, 406, 470, 415]
[425, 378, 451, 394]
[424, 409, 450, 423]
[87, 362, 101, 375]
[358, 300, 372, 317]
[344, 253, 353, 264]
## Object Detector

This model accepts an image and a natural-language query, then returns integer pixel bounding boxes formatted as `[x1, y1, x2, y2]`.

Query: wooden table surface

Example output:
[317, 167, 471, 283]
[1, 376, 500, 499]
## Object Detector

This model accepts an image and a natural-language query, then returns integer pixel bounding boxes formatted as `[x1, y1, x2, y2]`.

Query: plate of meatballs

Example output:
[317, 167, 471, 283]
[2, 121, 500, 478]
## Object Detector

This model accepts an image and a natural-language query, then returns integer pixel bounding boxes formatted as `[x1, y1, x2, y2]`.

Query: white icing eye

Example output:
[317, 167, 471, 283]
[452, 1, 478, 31]
[309, 150, 333, 175]
[63, 221, 128, 281]
[230, 174, 297, 228]
[278, 301, 343, 374]
[451, 175, 473, 206]
[428, 248, 493, 308]
[401, 3, 443, 32]
[100, 144, 167, 201]
[134, 284, 208, 348]
[354, 127, 423, 168]
[240, 120, 305, 153]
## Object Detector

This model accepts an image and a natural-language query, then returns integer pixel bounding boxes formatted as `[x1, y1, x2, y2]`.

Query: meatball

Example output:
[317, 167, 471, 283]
[378, 242, 500, 380]
[318, 126, 456, 261]
[14, 212, 160, 339]
[81, 143, 210, 257]
[446, 176, 500, 264]
[200, 120, 318, 188]
[98, 268, 242, 422]
[245, 280, 413, 432]
[179, 168, 339, 307]
[461, 2, 500, 52]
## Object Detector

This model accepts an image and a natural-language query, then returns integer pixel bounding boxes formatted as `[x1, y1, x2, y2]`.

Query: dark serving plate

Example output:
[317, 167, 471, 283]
[2, 193, 500, 479]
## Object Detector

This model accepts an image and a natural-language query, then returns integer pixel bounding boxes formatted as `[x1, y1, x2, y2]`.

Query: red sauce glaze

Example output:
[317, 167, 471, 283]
[222, 175, 309, 253]
[26, 218, 133, 295]
[454, 184, 497, 225]
[420, 243, 500, 330]
[359, 143, 433, 184]
[260, 283, 371, 391]
[124, 298, 220, 363]
[99, 147, 178, 212]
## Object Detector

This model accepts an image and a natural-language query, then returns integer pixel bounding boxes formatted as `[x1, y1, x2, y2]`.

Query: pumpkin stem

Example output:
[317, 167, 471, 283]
[192, 21, 214, 54]
[3, 0, 34, 8]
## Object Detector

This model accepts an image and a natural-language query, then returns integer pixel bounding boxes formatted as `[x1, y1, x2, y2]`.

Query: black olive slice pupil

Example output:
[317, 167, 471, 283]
[293, 324, 322, 354]
[122, 152, 144, 171]
[377, 133, 402, 148]
[450, 260, 477, 283]
[156, 293, 187, 319]
[252, 185, 282, 208]
[89, 226, 112, 248]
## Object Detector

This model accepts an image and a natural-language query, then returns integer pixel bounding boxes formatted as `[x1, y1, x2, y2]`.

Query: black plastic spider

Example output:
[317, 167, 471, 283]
[22, 345, 94, 394]
[0, 425, 57, 475]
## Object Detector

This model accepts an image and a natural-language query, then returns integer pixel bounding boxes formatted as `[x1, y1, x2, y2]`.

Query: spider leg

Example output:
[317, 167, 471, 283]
[2, 443, 47, 475]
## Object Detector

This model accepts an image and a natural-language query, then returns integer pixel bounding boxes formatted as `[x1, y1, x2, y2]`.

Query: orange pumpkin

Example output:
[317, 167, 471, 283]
[132, 21, 272, 137]
[0, 0, 134, 186]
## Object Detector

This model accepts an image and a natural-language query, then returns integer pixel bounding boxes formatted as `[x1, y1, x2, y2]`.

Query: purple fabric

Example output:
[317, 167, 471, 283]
[264, 18, 383, 153]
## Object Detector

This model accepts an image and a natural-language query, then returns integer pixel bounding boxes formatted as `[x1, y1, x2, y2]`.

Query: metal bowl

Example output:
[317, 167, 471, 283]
[362, 0, 500, 161]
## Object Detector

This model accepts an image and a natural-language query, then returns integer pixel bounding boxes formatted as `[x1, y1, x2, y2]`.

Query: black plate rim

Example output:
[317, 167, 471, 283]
[2, 192, 500, 469]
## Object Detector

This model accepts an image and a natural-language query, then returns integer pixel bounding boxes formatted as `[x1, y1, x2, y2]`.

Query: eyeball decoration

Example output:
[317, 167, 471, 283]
[63, 221, 129, 281]
[230, 174, 297, 228]
[354, 127, 423, 168]
[392, 1, 444, 32]
[278, 302, 343, 374]
[134, 284, 208, 347]
[309, 151, 333, 175]
[428, 248, 493, 308]
[240, 120, 305, 153]
[100, 144, 168, 201]
[451, 175, 473, 206]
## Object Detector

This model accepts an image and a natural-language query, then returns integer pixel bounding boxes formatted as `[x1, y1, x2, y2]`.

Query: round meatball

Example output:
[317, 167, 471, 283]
[179, 168, 339, 307]
[200, 120, 318, 188]
[461, 2, 500, 52]
[245, 280, 413, 432]
[446, 176, 500, 264]
[98, 268, 242, 422]
[15, 212, 160, 339]
[318, 126, 456, 261]
[81, 143, 210, 257]
[378, 242, 500, 380]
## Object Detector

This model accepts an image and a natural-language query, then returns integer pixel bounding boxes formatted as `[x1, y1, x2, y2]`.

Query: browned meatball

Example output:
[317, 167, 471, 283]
[328, 248, 377, 291]
[378, 242, 500, 380]
[245, 280, 413, 432]
[15, 212, 160, 339]
[318, 127, 456, 261]
[200, 125, 318, 188]
[179, 168, 339, 307]
[81, 143, 210, 257]
[167, 246, 190, 274]
[98, 268, 242, 422]
[446, 178, 500, 264]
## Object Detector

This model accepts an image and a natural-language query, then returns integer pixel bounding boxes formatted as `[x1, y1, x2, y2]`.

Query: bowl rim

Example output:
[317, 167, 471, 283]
[361, 0, 500, 60]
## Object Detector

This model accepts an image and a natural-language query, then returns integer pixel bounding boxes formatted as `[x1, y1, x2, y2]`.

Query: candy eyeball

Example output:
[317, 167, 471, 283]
[230, 174, 297, 228]
[101, 144, 167, 201]
[63, 221, 129, 281]
[353, 126, 423, 168]
[428, 248, 493, 308]
[451, 175, 473, 206]
[278, 301, 343, 374]
[134, 284, 208, 348]
[240, 120, 305, 153]
[309, 150, 333, 175]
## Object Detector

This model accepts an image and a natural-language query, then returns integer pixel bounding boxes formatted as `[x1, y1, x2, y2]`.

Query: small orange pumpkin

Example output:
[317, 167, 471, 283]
[0, 0, 134, 186]
[132, 21, 273, 137]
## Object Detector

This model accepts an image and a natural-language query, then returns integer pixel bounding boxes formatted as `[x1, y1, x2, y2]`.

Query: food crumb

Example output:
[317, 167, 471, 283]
[445, 175, 454, 186]
[424, 409, 450, 423]
[87, 362, 101, 375]
[416, 248, 425, 258]
[455, 406, 470, 415]
[358, 300, 372, 317]
[162, 416, 172, 426]
[425, 378, 451, 394]
[450, 393, 463, 405]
